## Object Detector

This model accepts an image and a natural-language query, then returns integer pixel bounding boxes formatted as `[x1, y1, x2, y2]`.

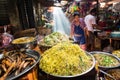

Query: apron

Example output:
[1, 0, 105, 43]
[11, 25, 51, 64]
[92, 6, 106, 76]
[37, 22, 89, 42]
[74, 25, 86, 44]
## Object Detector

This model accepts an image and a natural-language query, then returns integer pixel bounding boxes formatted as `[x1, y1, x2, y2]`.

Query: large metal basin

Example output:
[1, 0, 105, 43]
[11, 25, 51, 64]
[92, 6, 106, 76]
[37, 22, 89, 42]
[90, 51, 120, 69]
[5, 50, 40, 80]
[12, 37, 37, 49]
[42, 52, 95, 78]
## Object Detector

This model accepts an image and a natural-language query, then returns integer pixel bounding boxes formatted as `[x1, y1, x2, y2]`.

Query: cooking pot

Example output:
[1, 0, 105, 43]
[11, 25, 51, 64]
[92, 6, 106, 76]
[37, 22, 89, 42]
[12, 37, 37, 49]
[90, 51, 120, 69]
[104, 69, 120, 80]
[41, 52, 95, 78]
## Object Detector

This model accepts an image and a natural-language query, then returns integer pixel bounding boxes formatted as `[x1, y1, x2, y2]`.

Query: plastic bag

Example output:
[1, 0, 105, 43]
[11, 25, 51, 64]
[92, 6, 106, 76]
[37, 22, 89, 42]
[2, 26, 14, 46]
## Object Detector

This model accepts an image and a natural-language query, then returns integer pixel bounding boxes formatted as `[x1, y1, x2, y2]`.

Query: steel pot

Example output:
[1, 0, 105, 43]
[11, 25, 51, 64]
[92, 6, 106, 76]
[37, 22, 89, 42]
[90, 51, 120, 69]
[12, 37, 37, 49]
[41, 52, 95, 78]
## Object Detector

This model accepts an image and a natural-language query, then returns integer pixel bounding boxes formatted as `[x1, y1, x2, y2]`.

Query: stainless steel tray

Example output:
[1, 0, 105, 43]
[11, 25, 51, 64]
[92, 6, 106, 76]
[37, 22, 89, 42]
[5, 50, 40, 80]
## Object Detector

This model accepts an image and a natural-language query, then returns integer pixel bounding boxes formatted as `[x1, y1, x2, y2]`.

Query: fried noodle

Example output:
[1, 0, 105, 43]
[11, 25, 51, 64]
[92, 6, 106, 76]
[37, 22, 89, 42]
[40, 42, 93, 76]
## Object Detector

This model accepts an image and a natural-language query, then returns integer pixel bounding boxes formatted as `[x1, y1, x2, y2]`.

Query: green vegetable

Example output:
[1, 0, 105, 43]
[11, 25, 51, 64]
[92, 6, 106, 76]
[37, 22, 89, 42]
[94, 53, 119, 67]
[41, 32, 69, 46]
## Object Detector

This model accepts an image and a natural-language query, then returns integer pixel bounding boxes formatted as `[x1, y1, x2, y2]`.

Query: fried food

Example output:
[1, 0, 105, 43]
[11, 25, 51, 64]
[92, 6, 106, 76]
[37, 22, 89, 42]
[40, 42, 93, 76]
[12, 37, 35, 44]
[0, 50, 36, 79]
[112, 50, 120, 58]
[105, 69, 120, 80]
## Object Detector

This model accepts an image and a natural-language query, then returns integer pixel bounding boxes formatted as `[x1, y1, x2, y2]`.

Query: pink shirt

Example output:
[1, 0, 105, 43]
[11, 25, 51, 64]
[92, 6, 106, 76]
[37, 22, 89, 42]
[71, 18, 85, 37]
[71, 18, 85, 31]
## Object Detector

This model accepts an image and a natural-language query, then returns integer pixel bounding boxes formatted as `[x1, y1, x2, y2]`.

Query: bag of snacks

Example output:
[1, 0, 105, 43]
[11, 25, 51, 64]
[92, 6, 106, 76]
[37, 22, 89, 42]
[2, 26, 13, 46]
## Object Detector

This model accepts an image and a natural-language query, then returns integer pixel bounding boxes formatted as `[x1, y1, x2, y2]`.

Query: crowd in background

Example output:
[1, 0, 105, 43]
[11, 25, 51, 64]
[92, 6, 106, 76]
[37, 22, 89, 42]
[67, 1, 98, 51]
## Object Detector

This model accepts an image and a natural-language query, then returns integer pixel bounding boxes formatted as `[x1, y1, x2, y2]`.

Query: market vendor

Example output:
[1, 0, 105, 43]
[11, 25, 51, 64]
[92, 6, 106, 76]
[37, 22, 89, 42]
[70, 11, 86, 50]
[84, 9, 97, 51]
[116, 19, 120, 31]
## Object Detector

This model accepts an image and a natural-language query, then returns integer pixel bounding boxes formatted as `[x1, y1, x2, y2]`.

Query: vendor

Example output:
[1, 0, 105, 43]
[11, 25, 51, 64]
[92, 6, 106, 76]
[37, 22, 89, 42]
[84, 9, 97, 51]
[116, 19, 120, 31]
[70, 11, 86, 50]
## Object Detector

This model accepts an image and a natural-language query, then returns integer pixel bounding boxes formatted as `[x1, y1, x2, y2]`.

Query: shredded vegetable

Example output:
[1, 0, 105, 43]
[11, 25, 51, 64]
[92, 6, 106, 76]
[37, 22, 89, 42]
[39, 32, 69, 46]
[40, 42, 93, 76]
[93, 53, 120, 67]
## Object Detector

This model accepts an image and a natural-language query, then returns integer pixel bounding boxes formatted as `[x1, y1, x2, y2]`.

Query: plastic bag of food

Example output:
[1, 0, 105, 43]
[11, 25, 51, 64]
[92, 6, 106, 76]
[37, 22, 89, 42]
[2, 26, 14, 46]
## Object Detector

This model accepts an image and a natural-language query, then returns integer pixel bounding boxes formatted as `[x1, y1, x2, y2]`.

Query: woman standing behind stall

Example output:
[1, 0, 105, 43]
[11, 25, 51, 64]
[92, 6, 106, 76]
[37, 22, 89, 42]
[70, 12, 86, 50]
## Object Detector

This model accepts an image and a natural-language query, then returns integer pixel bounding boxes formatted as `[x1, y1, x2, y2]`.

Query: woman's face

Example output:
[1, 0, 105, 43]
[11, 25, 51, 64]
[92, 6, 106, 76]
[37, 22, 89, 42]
[74, 15, 79, 21]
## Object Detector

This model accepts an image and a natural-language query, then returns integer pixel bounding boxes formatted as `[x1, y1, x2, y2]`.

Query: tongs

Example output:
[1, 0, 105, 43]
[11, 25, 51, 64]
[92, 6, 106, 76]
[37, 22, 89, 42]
[99, 69, 116, 80]
[95, 61, 116, 80]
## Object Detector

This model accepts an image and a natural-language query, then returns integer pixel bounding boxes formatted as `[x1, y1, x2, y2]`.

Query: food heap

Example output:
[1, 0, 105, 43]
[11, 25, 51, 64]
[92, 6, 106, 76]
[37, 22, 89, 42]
[0, 50, 36, 80]
[93, 53, 120, 67]
[105, 69, 120, 80]
[38, 32, 69, 46]
[12, 37, 35, 44]
[40, 42, 94, 76]
[112, 50, 120, 58]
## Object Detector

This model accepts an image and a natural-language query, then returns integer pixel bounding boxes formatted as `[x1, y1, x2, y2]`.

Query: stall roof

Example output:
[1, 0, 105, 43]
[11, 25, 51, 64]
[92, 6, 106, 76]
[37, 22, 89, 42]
[39, 0, 73, 7]
[38, 0, 120, 7]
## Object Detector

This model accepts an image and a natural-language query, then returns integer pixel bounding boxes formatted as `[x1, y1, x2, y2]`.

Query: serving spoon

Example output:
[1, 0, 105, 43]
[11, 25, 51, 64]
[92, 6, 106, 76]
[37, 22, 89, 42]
[99, 69, 116, 80]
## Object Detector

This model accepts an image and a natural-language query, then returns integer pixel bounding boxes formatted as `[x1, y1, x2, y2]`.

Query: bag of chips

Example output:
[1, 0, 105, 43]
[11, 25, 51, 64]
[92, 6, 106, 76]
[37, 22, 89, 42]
[2, 26, 13, 46]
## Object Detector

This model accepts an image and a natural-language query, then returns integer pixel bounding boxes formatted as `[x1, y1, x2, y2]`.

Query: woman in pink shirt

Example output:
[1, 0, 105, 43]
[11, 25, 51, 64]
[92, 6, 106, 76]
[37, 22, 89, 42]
[71, 12, 86, 50]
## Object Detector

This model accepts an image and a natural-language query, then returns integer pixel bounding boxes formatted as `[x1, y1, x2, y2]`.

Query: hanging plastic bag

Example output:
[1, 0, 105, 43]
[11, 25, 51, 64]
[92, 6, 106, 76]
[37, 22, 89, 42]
[2, 26, 14, 46]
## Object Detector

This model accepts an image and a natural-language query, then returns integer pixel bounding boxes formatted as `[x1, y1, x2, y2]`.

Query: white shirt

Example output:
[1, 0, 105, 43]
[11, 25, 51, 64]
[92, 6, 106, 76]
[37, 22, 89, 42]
[84, 14, 96, 32]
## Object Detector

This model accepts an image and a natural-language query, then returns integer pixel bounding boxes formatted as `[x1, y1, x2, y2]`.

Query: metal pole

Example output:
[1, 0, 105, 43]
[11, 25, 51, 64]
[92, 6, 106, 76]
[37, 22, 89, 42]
[96, 0, 99, 24]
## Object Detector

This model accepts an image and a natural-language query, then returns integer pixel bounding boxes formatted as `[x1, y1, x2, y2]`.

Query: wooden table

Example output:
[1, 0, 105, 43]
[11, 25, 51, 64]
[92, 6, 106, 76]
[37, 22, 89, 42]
[98, 36, 120, 50]
[109, 37, 120, 50]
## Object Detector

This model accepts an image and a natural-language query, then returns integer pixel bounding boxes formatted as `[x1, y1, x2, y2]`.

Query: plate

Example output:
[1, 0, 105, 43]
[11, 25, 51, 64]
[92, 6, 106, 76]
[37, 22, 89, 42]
[3, 50, 40, 80]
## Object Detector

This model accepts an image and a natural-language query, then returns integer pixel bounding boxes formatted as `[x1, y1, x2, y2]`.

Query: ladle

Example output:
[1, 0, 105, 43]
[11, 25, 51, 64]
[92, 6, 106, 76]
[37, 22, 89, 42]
[99, 69, 116, 80]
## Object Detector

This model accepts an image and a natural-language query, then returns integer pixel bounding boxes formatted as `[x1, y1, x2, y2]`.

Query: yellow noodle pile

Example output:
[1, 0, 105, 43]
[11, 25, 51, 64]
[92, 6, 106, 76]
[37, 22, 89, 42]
[40, 42, 93, 76]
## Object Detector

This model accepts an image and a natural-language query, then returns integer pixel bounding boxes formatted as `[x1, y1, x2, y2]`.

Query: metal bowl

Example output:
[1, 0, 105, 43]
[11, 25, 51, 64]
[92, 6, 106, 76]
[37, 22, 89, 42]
[42, 52, 95, 78]
[90, 51, 120, 69]
[6, 50, 40, 80]
[12, 37, 37, 49]
[104, 69, 120, 80]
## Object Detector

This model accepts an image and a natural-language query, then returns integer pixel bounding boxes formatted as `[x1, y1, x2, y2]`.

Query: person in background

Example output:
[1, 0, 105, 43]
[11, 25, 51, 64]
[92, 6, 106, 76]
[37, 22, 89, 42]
[84, 9, 97, 51]
[116, 19, 120, 31]
[98, 16, 107, 30]
[70, 11, 86, 50]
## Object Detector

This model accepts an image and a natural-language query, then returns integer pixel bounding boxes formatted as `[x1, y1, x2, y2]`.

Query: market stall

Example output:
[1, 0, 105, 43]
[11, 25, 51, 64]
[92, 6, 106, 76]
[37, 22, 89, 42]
[0, 0, 120, 80]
